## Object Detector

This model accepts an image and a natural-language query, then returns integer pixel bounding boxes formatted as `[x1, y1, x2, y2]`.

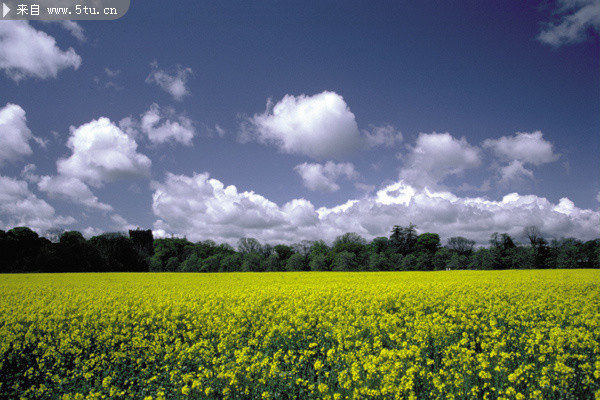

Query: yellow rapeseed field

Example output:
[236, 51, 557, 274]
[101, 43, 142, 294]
[0, 270, 598, 399]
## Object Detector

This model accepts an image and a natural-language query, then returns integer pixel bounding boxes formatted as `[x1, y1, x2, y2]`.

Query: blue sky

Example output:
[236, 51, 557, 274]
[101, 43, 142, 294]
[1, 0, 599, 246]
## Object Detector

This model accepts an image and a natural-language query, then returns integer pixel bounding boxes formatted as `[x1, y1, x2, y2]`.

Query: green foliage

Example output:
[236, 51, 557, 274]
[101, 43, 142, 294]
[448, 253, 469, 270]
[432, 247, 452, 270]
[552, 238, 583, 269]
[220, 253, 242, 272]
[263, 253, 283, 272]
[273, 245, 294, 263]
[1, 225, 598, 273]
[368, 252, 390, 271]
[89, 233, 147, 272]
[416, 233, 440, 254]
[400, 253, 418, 271]
[390, 224, 418, 255]
[238, 237, 262, 254]
[150, 238, 192, 272]
[242, 252, 265, 272]
[286, 253, 307, 271]
[369, 237, 390, 255]
[309, 253, 329, 271]
[447, 236, 476, 256]
[332, 251, 357, 271]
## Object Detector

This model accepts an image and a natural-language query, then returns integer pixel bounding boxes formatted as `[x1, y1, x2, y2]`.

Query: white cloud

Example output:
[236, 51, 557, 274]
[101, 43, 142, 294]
[364, 125, 403, 148]
[146, 62, 193, 101]
[104, 67, 120, 77]
[399, 132, 481, 187]
[20, 164, 40, 183]
[0, 103, 37, 166]
[0, 175, 75, 232]
[110, 214, 136, 232]
[57, 117, 151, 187]
[56, 21, 86, 42]
[82, 226, 103, 239]
[139, 103, 195, 146]
[94, 67, 122, 90]
[214, 124, 226, 138]
[483, 131, 559, 166]
[537, 0, 600, 47]
[0, 21, 81, 82]
[152, 172, 296, 242]
[151, 172, 599, 246]
[498, 160, 535, 186]
[294, 161, 358, 192]
[242, 91, 363, 159]
[38, 175, 113, 211]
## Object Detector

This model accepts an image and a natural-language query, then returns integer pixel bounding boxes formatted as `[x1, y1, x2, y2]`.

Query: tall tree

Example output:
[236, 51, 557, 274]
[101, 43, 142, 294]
[416, 233, 441, 254]
[237, 237, 262, 254]
[390, 224, 418, 255]
[523, 226, 549, 269]
[447, 236, 476, 256]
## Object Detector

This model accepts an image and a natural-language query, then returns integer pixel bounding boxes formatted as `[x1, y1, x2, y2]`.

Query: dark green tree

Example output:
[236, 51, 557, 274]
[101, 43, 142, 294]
[447, 236, 476, 256]
[237, 237, 262, 254]
[367, 252, 391, 271]
[286, 253, 307, 271]
[242, 252, 265, 272]
[332, 251, 357, 271]
[432, 247, 452, 270]
[263, 253, 284, 272]
[150, 238, 192, 271]
[273, 245, 294, 265]
[416, 233, 440, 254]
[309, 253, 329, 271]
[6, 227, 42, 272]
[220, 253, 242, 272]
[523, 226, 550, 269]
[390, 224, 418, 255]
[331, 232, 368, 268]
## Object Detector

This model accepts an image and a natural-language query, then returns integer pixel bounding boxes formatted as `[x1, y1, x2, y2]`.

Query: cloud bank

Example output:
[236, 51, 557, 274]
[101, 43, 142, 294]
[151, 171, 599, 246]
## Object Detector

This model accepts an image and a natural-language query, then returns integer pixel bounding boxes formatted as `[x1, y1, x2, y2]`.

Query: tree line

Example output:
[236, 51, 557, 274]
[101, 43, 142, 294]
[0, 225, 598, 273]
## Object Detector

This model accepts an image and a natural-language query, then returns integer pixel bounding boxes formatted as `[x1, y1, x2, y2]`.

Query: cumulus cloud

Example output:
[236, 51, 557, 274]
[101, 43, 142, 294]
[0, 175, 75, 232]
[483, 131, 559, 166]
[151, 172, 599, 246]
[38, 175, 113, 211]
[242, 91, 363, 159]
[146, 61, 193, 101]
[139, 103, 195, 146]
[57, 117, 151, 187]
[537, 0, 600, 47]
[498, 160, 535, 186]
[399, 132, 481, 187]
[0, 21, 81, 82]
[364, 125, 403, 148]
[0, 103, 38, 166]
[151, 172, 300, 242]
[294, 161, 358, 192]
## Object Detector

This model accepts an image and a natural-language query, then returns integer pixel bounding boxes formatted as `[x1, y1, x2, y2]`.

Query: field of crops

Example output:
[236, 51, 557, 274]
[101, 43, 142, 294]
[0, 270, 598, 400]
